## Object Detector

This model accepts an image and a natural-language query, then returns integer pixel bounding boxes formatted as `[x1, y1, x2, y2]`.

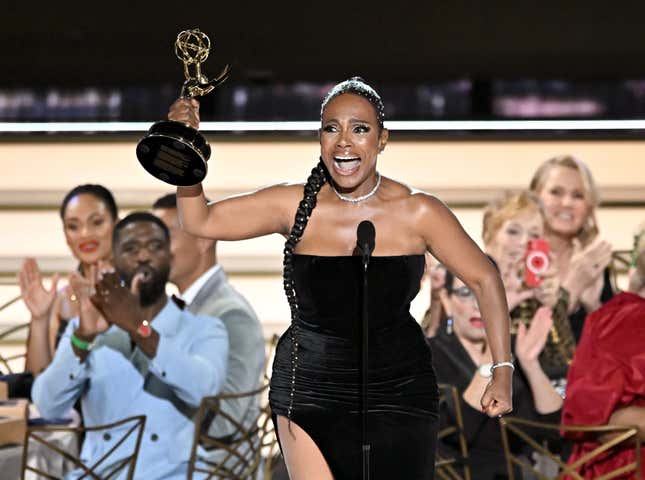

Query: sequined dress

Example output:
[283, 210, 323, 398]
[269, 254, 439, 479]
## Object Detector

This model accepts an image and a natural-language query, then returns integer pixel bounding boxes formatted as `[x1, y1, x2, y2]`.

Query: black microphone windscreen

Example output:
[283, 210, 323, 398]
[357, 220, 376, 255]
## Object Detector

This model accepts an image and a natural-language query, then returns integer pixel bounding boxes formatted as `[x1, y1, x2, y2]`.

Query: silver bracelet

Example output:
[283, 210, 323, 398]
[490, 362, 515, 375]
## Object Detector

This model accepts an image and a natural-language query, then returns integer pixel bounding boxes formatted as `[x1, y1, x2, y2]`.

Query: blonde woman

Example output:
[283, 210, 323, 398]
[529, 155, 613, 340]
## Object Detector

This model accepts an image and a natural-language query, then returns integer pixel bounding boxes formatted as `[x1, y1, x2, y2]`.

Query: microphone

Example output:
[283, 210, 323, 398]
[357, 220, 376, 267]
[357, 220, 375, 475]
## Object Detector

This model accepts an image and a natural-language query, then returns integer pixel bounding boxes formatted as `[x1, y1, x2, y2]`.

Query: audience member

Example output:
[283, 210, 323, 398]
[152, 193, 265, 441]
[562, 226, 645, 479]
[32, 212, 228, 479]
[529, 155, 613, 341]
[18, 184, 118, 388]
[429, 270, 562, 480]
[483, 191, 575, 385]
[420, 255, 449, 337]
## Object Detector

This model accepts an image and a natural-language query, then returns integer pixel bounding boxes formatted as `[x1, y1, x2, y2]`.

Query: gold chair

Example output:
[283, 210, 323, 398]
[499, 416, 642, 480]
[187, 381, 278, 480]
[0, 321, 29, 373]
[21, 414, 146, 480]
[262, 333, 283, 479]
[435, 383, 471, 480]
[187, 334, 280, 479]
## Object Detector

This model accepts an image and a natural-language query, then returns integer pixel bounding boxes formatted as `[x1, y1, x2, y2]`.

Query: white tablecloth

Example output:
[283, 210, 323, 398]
[0, 408, 81, 480]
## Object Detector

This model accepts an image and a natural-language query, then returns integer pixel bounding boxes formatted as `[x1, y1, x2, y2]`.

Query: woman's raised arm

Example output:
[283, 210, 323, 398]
[415, 193, 513, 416]
[177, 183, 297, 240]
[169, 98, 298, 240]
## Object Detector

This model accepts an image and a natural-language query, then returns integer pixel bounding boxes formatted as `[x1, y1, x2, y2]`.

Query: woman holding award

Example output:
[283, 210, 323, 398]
[168, 77, 513, 480]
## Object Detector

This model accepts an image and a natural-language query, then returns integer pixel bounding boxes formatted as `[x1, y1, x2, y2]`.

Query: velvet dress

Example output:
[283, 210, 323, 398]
[562, 292, 645, 479]
[269, 254, 439, 479]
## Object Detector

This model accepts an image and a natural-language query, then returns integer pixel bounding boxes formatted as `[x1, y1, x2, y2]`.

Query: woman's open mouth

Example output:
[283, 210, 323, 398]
[333, 155, 361, 175]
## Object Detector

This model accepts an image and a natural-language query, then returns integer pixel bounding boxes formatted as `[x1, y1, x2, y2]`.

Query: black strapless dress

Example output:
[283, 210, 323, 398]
[270, 255, 439, 479]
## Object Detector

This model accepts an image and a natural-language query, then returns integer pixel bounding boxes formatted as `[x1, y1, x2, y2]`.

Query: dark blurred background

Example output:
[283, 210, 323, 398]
[4, 1, 645, 122]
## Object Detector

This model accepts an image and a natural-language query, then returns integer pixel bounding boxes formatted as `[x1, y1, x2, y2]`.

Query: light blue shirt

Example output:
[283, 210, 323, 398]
[32, 298, 228, 480]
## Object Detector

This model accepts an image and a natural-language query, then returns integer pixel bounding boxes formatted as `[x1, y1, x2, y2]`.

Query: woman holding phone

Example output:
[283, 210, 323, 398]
[482, 190, 575, 384]
[529, 155, 614, 341]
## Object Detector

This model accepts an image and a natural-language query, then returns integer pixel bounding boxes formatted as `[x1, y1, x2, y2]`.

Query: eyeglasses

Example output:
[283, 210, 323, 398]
[451, 286, 476, 301]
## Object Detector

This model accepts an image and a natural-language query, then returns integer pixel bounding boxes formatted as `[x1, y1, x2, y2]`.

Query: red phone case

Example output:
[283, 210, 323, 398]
[525, 238, 550, 287]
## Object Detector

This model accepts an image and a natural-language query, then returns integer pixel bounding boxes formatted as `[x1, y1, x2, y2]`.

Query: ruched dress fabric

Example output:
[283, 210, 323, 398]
[270, 254, 439, 479]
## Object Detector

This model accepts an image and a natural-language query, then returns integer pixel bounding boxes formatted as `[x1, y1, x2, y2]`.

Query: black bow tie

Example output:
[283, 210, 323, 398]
[171, 295, 186, 310]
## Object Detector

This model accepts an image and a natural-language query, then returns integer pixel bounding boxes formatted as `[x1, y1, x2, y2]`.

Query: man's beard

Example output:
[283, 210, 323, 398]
[120, 264, 170, 308]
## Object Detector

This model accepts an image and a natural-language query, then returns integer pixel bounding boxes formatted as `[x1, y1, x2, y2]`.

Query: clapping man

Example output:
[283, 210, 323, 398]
[33, 212, 228, 479]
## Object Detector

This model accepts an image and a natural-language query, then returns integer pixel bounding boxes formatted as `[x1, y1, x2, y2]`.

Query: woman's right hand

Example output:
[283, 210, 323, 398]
[18, 258, 59, 320]
[168, 98, 200, 130]
[534, 266, 560, 308]
[501, 259, 534, 310]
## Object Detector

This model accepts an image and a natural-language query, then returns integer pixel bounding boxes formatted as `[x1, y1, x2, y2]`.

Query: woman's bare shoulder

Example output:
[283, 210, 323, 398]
[383, 178, 447, 215]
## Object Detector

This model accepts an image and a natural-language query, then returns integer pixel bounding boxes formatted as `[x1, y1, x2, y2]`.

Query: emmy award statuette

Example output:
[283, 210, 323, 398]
[136, 29, 230, 185]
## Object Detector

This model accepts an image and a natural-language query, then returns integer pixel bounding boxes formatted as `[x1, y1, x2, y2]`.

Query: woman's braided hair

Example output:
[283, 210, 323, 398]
[282, 76, 385, 420]
[281, 160, 328, 419]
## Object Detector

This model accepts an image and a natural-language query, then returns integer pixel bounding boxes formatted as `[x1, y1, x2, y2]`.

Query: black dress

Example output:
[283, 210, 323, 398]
[270, 254, 439, 480]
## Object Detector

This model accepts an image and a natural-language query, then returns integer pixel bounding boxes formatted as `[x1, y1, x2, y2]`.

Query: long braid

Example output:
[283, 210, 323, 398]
[282, 159, 328, 422]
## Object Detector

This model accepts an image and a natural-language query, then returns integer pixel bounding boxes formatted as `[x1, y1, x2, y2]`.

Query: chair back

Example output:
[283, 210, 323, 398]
[21, 414, 146, 480]
[0, 320, 29, 373]
[187, 381, 278, 480]
[500, 416, 642, 480]
[435, 383, 471, 480]
[262, 334, 281, 478]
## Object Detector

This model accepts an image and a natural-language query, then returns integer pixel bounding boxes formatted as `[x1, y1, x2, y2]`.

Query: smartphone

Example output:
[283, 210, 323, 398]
[524, 238, 550, 287]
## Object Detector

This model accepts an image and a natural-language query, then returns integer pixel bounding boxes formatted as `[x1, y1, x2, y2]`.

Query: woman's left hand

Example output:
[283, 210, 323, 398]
[480, 368, 513, 417]
[502, 260, 535, 310]
[515, 306, 553, 366]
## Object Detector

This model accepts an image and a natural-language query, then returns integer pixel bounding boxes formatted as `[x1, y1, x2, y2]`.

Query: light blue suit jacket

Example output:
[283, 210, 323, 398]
[32, 298, 228, 480]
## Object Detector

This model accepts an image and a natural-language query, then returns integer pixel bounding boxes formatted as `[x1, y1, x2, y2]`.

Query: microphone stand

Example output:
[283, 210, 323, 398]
[361, 247, 371, 480]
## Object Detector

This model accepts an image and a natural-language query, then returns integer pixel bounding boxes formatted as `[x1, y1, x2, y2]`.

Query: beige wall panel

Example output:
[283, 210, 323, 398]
[1, 139, 644, 194]
[379, 140, 645, 189]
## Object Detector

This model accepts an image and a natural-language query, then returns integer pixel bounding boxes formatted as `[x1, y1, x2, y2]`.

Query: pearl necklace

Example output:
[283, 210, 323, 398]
[331, 172, 381, 203]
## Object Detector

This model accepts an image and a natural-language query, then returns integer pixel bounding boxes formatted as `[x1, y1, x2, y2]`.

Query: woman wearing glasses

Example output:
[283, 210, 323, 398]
[428, 270, 562, 479]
